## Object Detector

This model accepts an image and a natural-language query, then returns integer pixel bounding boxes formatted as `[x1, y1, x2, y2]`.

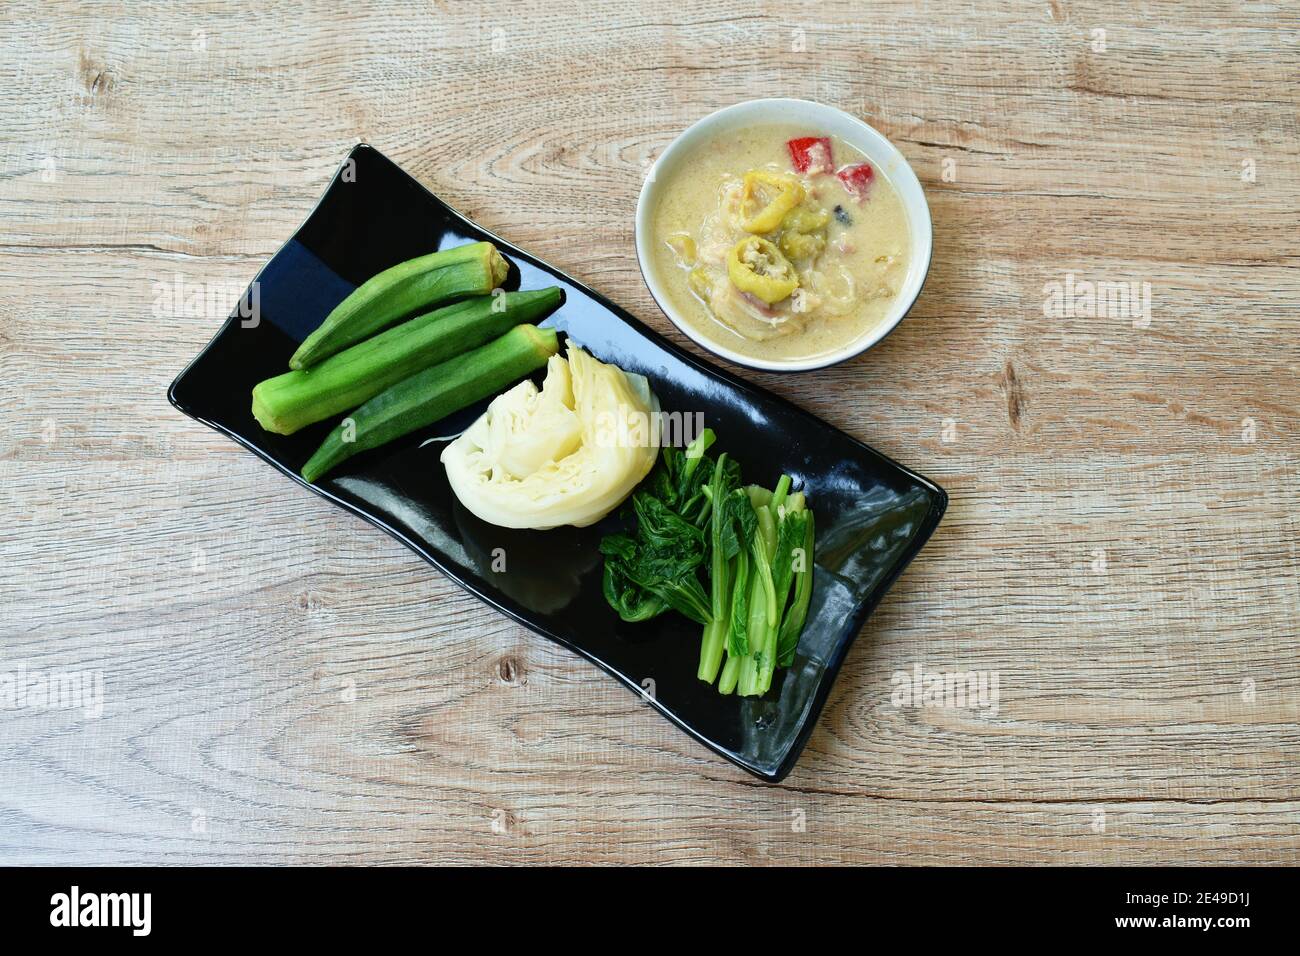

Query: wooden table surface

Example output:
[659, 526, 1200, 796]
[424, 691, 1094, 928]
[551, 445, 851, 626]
[2, 0, 1297, 866]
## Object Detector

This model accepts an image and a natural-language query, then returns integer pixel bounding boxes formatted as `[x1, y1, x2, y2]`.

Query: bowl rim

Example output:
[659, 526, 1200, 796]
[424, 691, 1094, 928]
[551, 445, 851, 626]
[635, 98, 933, 373]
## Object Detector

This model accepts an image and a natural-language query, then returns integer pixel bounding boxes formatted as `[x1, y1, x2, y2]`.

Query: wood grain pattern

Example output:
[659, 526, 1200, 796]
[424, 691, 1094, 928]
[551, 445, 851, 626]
[1, 0, 1297, 865]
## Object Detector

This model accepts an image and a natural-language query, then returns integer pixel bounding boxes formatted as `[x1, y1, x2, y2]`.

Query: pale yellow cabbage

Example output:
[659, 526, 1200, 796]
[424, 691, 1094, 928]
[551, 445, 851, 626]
[440, 346, 659, 529]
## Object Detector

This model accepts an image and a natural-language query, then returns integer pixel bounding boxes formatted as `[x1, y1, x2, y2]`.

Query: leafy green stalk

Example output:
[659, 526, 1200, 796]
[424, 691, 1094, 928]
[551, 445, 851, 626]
[759, 498, 809, 693]
[683, 428, 716, 477]
[683, 429, 716, 526]
[698, 451, 736, 683]
[737, 502, 778, 697]
[698, 616, 726, 682]
[728, 546, 750, 656]
[769, 511, 805, 610]
[753, 506, 778, 627]
[718, 653, 740, 694]
[771, 474, 791, 512]
[709, 455, 733, 624]
[776, 509, 816, 668]
[736, 564, 768, 696]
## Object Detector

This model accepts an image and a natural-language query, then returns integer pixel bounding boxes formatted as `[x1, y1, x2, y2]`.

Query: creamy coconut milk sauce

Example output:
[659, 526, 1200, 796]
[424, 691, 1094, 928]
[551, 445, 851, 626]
[650, 124, 912, 363]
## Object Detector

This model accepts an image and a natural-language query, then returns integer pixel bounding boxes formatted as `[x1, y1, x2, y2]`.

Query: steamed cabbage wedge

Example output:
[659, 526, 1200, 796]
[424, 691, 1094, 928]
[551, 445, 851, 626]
[440, 346, 659, 529]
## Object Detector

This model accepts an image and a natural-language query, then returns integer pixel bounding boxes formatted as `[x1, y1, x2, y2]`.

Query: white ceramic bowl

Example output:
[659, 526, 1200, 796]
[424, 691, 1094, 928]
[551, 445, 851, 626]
[635, 98, 933, 372]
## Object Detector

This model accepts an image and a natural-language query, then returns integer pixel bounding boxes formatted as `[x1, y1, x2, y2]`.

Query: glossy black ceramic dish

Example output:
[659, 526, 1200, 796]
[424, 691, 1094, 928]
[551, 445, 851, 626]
[169, 145, 947, 782]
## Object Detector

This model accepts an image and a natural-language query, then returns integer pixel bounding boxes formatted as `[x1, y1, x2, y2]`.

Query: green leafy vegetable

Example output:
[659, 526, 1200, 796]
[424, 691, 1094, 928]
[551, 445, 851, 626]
[776, 508, 815, 668]
[697, 450, 735, 682]
[601, 430, 719, 627]
[727, 546, 750, 657]
[599, 428, 816, 698]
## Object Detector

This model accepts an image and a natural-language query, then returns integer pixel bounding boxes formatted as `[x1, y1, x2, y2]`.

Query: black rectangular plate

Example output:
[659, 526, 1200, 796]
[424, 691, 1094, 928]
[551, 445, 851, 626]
[168, 145, 947, 782]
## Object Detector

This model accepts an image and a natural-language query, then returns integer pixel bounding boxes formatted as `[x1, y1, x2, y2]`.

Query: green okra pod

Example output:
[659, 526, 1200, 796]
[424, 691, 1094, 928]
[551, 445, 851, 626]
[290, 241, 509, 369]
[301, 324, 560, 483]
[252, 288, 561, 435]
